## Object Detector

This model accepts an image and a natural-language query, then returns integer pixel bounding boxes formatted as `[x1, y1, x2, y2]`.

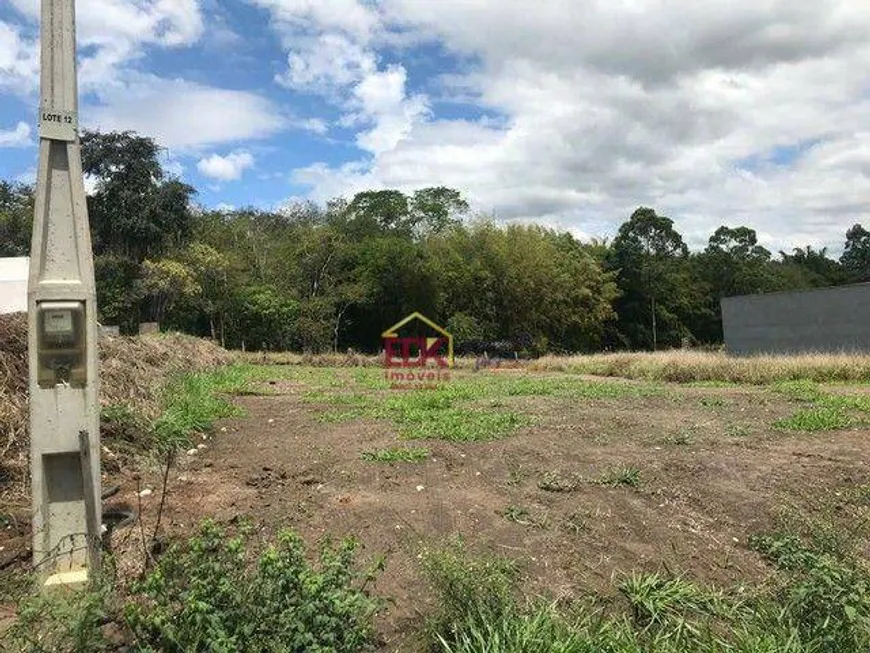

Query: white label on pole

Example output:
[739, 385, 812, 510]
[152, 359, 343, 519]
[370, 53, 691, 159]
[44, 310, 74, 335]
[38, 110, 78, 142]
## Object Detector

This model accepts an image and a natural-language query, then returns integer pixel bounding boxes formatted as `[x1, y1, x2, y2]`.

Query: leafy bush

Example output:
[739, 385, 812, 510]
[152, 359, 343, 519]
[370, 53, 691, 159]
[124, 520, 382, 653]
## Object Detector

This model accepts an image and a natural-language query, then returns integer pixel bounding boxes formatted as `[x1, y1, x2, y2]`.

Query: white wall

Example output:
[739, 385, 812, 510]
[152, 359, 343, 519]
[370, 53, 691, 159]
[0, 257, 29, 314]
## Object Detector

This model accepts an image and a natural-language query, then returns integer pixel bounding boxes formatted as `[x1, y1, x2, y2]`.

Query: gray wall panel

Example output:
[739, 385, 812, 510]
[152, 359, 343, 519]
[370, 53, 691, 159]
[721, 283, 870, 355]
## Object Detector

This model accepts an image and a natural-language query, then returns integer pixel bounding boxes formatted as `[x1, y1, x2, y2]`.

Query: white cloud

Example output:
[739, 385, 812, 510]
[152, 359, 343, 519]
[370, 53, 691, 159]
[197, 151, 255, 182]
[8, 0, 204, 92]
[0, 22, 39, 95]
[0, 121, 31, 147]
[249, 0, 379, 42]
[15, 167, 35, 185]
[3, 2, 284, 152]
[298, 117, 329, 135]
[283, 0, 870, 250]
[258, 1, 429, 156]
[86, 76, 286, 149]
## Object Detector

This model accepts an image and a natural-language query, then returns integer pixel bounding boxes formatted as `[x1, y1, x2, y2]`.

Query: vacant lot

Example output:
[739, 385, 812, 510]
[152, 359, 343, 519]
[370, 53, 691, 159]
[102, 364, 869, 650]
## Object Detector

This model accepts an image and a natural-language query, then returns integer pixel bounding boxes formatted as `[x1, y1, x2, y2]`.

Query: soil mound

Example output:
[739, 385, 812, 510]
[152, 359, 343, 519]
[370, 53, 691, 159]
[0, 313, 234, 493]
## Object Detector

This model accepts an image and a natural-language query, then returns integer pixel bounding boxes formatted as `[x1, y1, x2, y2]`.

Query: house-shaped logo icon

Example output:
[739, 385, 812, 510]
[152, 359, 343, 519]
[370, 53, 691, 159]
[382, 312, 454, 369]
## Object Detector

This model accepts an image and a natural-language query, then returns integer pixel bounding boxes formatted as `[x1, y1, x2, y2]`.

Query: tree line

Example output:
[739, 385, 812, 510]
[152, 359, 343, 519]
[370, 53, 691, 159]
[2, 130, 869, 354]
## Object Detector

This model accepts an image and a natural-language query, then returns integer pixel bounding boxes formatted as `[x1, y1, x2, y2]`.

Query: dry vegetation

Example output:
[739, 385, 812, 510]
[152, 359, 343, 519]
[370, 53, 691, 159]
[531, 349, 870, 384]
[0, 312, 235, 498]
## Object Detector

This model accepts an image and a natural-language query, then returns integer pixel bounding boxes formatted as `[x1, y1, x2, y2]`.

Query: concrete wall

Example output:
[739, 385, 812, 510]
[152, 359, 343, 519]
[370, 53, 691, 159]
[0, 257, 29, 314]
[721, 283, 870, 355]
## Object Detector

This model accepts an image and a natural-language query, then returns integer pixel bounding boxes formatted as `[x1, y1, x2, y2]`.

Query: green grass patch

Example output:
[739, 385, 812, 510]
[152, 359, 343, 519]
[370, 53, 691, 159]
[597, 466, 642, 488]
[775, 406, 854, 432]
[303, 390, 371, 406]
[361, 447, 429, 463]
[291, 368, 664, 443]
[770, 379, 824, 402]
[100, 401, 155, 452]
[397, 408, 530, 442]
[771, 380, 870, 432]
[152, 365, 252, 452]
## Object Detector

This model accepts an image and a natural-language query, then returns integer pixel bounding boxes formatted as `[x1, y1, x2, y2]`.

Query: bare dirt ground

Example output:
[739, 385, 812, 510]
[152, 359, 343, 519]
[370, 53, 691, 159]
[151, 369, 869, 651]
[4, 368, 870, 650]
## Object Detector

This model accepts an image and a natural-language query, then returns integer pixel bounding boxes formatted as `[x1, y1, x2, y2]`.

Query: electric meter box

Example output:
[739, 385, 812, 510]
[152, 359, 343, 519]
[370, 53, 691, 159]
[36, 301, 87, 388]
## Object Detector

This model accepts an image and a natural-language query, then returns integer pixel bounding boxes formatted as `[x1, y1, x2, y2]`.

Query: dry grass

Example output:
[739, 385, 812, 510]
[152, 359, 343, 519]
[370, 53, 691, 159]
[238, 351, 502, 370]
[0, 312, 236, 498]
[244, 348, 870, 384]
[530, 350, 870, 384]
[240, 350, 382, 367]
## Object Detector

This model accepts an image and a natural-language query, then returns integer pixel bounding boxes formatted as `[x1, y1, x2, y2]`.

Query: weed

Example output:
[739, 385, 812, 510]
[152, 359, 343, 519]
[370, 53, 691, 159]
[725, 424, 751, 438]
[687, 380, 741, 388]
[501, 506, 548, 529]
[100, 402, 153, 450]
[287, 367, 669, 444]
[361, 447, 429, 463]
[598, 466, 642, 488]
[124, 520, 382, 652]
[770, 380, 824, 403]
[2, 574, 113, 652]
[152, 366, 250, 453]
[661, 430, 693, 446]
[419, 537, 519, 644]
[698, 396, 727, 408]
[538, 471, 582, 493]
[530, 350, 870, 384]
[843, 484, 870, 507]
[772, 381, 870, 432]
[775, 406, 853, 431]
[398, 408, 531, 442]
[0, 568, 31, 604]
[562, 513, 589, 535]
[506, 462, 532, 487]
[618, 572, 728, 630]
[749, 532, 870, 651]
[318, 408, 367, 423]
[303, 390, 370, 406]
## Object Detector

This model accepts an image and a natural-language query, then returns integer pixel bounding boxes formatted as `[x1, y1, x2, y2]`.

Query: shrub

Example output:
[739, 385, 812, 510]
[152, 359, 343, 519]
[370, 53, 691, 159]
[124, 520, 382, 653]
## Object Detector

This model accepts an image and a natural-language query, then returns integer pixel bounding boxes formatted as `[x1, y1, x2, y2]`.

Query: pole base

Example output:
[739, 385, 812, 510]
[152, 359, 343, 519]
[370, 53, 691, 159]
[43, 569, 88, 588]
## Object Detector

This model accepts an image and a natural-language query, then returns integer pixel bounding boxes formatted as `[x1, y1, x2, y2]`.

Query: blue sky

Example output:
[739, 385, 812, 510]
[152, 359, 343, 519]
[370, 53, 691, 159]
[1, 0, 868, 252]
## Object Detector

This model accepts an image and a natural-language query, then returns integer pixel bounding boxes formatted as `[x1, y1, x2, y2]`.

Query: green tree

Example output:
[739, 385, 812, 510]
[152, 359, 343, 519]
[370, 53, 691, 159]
[183, 243, 232, 344]
[778, 246, 844, 288]
[841, 224, 870, 283]
[82, 130, 196, 261]
[0, 181, 33, 257]
[139, 258, 200, 324]
[410, 187, 469, 234]
[607, 207, 699, 350]
[426, 220, 617, 353]
[230, 285, 299, 351]
[343, 190, 412, 239]
[94, 255, 142, 332]
[693, 226, 777, 342]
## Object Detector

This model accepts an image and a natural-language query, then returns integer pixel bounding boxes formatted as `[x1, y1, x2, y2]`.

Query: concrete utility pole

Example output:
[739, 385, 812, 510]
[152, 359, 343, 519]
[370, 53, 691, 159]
[28, 0, 101, 587]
